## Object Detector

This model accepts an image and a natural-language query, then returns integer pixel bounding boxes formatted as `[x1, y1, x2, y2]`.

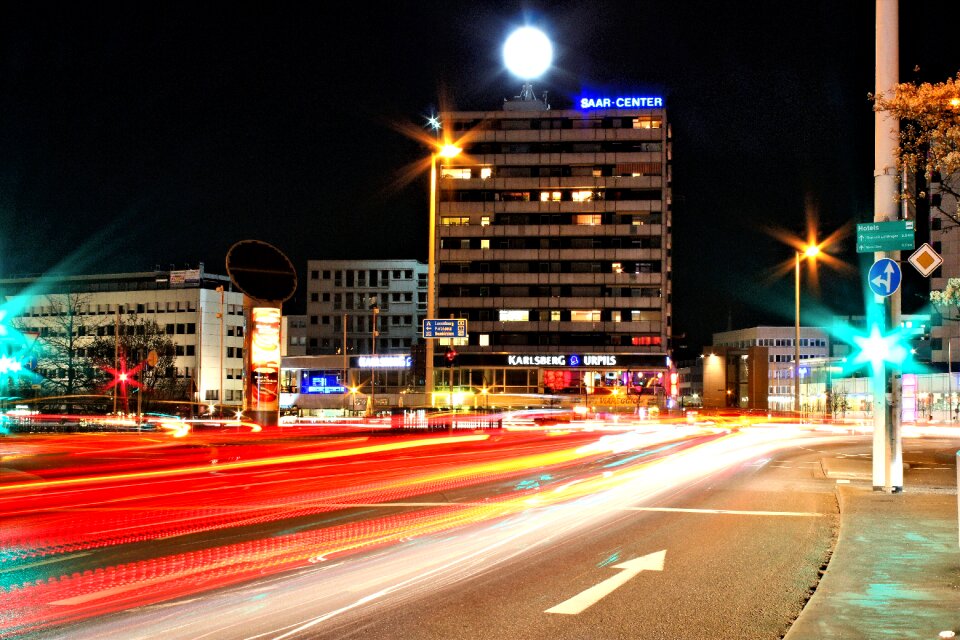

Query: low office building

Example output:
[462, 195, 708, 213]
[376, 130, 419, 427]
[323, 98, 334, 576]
[0, 266, 245, 409]
[712, 326, 829, 411]
[304, 260, 427, 357]
[700, 346, 769, 411]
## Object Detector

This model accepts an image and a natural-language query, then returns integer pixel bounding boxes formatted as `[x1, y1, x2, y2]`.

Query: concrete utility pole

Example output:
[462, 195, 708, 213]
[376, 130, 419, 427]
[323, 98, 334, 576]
[873, 0, 903, 492]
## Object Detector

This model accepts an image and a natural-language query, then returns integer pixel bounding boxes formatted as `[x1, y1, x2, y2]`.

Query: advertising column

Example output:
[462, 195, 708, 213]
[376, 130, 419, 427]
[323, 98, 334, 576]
[245, 302, 282, 425]
[226, 239, 298, 429]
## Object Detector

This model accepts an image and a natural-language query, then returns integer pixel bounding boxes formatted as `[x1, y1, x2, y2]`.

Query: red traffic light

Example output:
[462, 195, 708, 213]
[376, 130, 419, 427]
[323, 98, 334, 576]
[445, 348, 457, 361]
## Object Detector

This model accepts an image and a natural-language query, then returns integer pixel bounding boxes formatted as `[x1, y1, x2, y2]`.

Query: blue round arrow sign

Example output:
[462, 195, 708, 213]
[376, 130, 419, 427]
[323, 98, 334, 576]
[868, 258, 901, 297]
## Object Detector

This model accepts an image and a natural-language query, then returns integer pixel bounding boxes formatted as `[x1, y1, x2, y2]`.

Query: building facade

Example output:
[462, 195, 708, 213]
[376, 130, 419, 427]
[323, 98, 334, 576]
[929, 174, 960, 366]
[282, 315, 308, 356]
[712, 326, 830, 411]
[432, 91, 673, 405]
[700, 346, 769, 411]
[0, 267, 245, 409]
[304, 259, 427, 357]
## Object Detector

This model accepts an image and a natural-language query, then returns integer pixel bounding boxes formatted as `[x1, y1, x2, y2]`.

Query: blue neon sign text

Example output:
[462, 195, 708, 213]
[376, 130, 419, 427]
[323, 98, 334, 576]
[579, 96, 663, 109]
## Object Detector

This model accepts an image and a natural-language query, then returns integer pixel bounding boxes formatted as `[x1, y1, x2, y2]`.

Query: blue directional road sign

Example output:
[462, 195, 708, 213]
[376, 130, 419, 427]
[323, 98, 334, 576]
[868, 258, 901, 298]
[423, 319, 468, 338]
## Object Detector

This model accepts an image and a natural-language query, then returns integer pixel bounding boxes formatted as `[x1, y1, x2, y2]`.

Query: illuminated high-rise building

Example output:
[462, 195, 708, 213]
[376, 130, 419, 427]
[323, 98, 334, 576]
[432, 91, 673, 401]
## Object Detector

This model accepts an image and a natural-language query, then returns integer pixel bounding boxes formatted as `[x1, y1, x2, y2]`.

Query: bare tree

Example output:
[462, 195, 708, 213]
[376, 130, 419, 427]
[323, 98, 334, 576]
[86, 313, 180, 412]
[14, 292, 108, 401]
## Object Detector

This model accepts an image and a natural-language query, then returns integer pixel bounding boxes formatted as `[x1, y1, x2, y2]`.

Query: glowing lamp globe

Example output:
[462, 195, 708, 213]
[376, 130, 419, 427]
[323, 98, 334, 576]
[503, 27, 552, 79]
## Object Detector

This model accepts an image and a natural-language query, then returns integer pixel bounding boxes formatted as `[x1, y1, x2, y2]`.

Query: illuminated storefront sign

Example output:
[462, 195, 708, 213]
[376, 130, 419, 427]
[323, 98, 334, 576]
[299, 371, 345, 395]
[357, 355, 412, 369]
[507, 354, 618, 367]
[579, 96, 663, 109]
[508, 355, 566, 366]
[249, 307, 281, 410]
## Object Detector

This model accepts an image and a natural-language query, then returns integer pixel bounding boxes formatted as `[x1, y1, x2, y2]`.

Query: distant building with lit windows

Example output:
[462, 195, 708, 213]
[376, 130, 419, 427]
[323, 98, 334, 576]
[430, 90, 673, 404]
[304, 259, 427, 357]
[712, 326, 829, 411]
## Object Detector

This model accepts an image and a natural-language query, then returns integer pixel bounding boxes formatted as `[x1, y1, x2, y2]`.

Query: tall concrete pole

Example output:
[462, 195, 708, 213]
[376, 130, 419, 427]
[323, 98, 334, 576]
[426, 154, 438, 405]
[795, 252, 801, 416]
[873, 0, 903, 492]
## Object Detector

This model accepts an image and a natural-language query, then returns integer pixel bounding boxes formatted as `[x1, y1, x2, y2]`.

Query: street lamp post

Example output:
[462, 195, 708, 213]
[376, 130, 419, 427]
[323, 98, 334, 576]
[426, 144, 461, 405]
[370, 301, 378, 415]
[950, 339, 954, 424]
[216, 285, 224, 415]
[795, 245, 819, 416]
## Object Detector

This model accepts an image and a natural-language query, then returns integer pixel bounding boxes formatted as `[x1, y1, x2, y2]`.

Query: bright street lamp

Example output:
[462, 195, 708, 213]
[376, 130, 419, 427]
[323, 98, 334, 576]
[503, 26, 552, 102]
[795, 244, 820, 414]
[503, 27, 552, 80]
[426, 143, 462, 403]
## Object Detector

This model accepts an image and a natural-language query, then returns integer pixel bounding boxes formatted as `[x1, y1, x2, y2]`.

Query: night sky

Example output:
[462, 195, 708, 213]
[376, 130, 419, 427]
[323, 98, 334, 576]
[1, 2, 956, 354]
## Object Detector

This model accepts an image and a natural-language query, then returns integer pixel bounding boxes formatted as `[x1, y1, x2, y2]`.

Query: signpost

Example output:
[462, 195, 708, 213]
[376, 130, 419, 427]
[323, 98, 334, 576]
[868, 258, 902, 298]
[423, 319, 468, 339]
[856, 220, 914, 253]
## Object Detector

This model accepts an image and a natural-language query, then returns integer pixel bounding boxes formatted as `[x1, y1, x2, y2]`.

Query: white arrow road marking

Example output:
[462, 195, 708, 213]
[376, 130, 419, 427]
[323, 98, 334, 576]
[545, 550, 666, 615]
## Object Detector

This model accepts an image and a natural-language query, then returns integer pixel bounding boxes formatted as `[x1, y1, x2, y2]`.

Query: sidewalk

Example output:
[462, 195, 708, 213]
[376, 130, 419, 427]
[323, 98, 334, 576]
[786, 456, 960, 639]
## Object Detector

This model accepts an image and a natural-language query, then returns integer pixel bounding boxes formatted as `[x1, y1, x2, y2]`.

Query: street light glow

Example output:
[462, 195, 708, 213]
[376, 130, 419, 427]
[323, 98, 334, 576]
[438, 144, 462, 159]
[503, 27, 552, 79]
[803, 244, 820, 259]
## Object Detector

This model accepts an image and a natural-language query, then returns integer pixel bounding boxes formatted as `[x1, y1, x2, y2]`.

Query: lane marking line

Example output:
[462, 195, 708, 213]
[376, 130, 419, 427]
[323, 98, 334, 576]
[621, 506, 823, 517]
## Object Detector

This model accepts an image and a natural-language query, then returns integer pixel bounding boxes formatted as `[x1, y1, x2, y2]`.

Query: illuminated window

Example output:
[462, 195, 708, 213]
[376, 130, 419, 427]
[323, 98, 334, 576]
[499, 310, 530, 322]
[479, 334, 490, 346]
[480, 167, 492, 179]
[612, 262, 623, 273]
[612, 311, 621, 322]
[480, 239, 490, 250]
[550, 310, 561, 321]
[631, 310, 662, 321]
[441, 167, 471, 179]
[540, 192, 549, 202]
[571, 310, 601, 322]
[481, 216, 491, 226]
[573, 214, 601, 225]
[441, 217, 470, 225]
[572, 190, 593, 202]
[632, 116, 662, 129]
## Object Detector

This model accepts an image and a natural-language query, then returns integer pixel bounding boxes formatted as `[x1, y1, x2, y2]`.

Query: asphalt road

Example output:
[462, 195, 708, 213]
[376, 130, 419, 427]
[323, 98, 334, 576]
[24, 428, 872, 640]
[295, 436, 849, 640]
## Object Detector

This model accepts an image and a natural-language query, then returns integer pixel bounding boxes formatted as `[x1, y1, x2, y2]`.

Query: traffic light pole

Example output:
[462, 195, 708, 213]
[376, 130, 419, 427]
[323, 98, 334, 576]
[872, 0, 902, 493]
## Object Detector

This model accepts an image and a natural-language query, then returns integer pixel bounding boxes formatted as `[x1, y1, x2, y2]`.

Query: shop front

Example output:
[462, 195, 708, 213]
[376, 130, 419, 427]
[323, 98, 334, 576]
[441, 352, 674, 412]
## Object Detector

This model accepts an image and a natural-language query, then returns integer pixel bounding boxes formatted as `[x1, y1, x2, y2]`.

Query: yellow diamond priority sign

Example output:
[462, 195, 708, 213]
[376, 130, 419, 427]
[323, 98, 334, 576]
[908, 243, 943, 277]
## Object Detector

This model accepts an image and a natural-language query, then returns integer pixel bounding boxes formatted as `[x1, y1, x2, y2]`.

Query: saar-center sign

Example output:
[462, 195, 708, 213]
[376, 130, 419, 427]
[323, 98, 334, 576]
[579, 96, 664, 109]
